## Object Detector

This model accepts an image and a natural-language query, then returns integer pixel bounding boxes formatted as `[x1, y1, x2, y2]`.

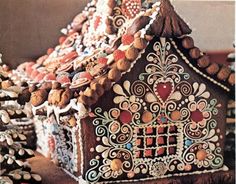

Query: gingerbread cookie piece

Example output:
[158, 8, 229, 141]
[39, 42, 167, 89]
[30, 89, 48, 107]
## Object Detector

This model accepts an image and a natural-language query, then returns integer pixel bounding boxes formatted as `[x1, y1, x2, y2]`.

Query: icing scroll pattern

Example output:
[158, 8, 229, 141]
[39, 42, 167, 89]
[85, 39, 224, 182]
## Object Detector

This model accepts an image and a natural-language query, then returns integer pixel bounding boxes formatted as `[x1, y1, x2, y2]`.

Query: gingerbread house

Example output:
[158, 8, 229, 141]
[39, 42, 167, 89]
[2, 0, 235, 183]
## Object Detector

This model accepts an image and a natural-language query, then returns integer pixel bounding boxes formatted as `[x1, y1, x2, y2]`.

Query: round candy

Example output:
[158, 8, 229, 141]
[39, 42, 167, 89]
[171, 111, 181, 121]
[113, 50, 126, 62]
[184, 164, 192, 171]
[119, 110, 132, 124]
[98, 57, 108, 65]
[191, 110, 203, 122]
[110, 159, 122, 171]
[196, 150, 207, 161]
[142, 111, 153, 123]
[122, 34, 134, 45]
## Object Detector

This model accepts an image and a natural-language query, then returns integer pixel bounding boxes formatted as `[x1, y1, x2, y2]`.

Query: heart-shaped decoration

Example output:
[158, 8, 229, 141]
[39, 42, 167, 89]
[154, 79, 174, 103]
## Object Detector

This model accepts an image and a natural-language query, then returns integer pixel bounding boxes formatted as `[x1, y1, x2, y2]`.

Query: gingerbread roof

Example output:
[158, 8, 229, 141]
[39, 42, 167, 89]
[9, 0, 234, 111]
[77, 0, 234, 107]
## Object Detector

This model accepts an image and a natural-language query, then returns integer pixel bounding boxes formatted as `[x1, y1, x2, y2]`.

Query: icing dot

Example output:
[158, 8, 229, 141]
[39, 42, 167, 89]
[185, 99, 189, 103]
[184, 164, 192, 171]
[217, 129, 220, 133]
[127, 171, 135, 178]
[96, 156, 100, 160]
[189, 95, 195, 101]
[126, 143, 132, 150]
[96, 137, 101, 141]
[90, 148, 95, 152]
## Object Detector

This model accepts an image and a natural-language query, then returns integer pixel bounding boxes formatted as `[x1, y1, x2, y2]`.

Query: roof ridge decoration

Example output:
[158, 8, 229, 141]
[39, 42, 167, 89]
[150, 0, 191, 37]
[76, 0, 234, 108]
[128, 0, 192, 37]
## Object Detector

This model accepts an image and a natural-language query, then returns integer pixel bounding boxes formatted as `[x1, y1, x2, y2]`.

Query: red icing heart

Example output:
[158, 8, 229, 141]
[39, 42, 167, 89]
[155, 82, 173, 102]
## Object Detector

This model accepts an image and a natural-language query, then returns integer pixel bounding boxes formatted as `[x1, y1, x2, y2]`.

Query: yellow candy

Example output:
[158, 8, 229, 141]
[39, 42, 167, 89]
[110, 159, 122, 171]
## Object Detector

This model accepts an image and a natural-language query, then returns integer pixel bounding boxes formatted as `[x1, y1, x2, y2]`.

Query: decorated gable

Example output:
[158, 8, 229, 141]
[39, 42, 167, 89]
[81, 37, 227, 183]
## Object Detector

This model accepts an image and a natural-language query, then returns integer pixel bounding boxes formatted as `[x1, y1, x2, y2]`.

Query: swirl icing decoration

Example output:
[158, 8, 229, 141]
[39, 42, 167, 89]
[85, 39, 224, 182]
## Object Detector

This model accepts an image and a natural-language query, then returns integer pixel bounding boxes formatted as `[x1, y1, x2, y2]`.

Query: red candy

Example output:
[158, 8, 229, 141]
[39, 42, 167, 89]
[61, 51, 78, 63]
[155, 82, 173, 102]
[113, 50, 126, 62]
[122, 34, 134, 45]
[119, 110, 132, 124]
[191, 110, 204, 122]
[44, 73, 56, 81]
[79, 72, 93, 80]
[97, 57, 108, 65]
[57, 75, 71, 85]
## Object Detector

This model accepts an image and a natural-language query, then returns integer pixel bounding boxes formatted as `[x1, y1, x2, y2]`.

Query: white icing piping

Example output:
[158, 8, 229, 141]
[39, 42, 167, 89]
[96, 166, 228, 184]
[170, 39, 230, 92]
[118, 2, 161, 81]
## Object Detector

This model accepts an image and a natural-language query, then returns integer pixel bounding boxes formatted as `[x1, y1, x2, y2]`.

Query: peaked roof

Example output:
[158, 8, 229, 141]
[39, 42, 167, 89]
[8, 0, 234, 110]
[77, 0, 234, 107]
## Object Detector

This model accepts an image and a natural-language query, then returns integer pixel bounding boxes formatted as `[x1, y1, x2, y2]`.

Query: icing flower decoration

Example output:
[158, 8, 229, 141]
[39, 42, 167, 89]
[157, 113, 168, 124]
[188, 99, 211, 129]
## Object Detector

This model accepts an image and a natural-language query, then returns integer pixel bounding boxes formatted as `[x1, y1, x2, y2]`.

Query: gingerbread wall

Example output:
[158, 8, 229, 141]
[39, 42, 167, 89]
[81, 37, 228, 182]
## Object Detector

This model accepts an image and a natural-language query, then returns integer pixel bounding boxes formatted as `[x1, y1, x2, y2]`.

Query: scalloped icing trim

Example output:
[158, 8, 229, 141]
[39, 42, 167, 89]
[170, 39, 230, 92]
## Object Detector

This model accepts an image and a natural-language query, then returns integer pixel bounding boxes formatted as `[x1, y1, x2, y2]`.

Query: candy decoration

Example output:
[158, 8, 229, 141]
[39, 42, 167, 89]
[97, 57, 108, 65]
[191, 110, 203, 122]
[127, 171, 135, 178]
[121, 34, 134, 45]
[44, 73, 56, 81]
[184, 164, 192, 171]
[47, 48, 54, 55]
[110, 159, 122, 171]
[141, 111, 153, 123]
[94, 16, 102, 30]
[155, 82, 173, 102]
[113, 50, 126, 62]
[171, 111, 181, 121]
[196, 150, 207, 161]
[119, 110, 132, 124]
[57, 75, 71, 85]
[35, 73, 47, 82]
[59, 36, 66, 44]
[61, 51, 78, 63]
[122, 0, 142, 19]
